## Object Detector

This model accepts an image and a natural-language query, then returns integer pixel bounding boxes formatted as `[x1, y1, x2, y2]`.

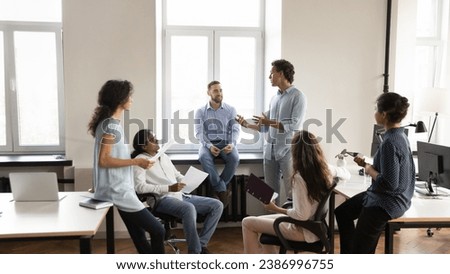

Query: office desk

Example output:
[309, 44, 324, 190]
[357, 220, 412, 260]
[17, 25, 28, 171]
[0, 191, 115, 254]
[330, 164, 450, 254]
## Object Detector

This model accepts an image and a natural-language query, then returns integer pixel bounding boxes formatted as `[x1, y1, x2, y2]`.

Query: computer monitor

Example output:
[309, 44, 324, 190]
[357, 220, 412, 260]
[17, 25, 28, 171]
[417, 141, 450, 191]
[370, 125, 408, 156]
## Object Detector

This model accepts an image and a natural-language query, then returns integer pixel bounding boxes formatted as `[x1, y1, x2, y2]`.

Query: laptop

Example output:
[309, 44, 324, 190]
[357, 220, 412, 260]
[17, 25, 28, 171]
[9, 172, 66, 202]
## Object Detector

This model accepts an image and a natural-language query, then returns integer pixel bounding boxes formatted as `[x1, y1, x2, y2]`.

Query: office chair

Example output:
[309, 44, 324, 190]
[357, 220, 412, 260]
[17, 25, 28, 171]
[136, 192, 186, 254]
[259, 179, 338, 254]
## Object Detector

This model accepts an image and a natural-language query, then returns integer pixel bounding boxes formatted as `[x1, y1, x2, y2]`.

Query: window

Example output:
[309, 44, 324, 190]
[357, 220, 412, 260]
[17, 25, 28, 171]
[161, 0, 265, 152]
[414, 0, 449, 88]
[0, 0, 64, 153]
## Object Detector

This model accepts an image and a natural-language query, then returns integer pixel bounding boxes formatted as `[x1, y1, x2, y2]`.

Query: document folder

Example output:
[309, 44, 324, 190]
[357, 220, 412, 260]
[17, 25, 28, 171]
[245, 173, 276, 204]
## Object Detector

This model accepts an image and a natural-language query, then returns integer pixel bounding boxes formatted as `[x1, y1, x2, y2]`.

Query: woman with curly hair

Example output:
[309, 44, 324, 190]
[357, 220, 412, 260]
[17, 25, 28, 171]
[88, 79, 165, 254]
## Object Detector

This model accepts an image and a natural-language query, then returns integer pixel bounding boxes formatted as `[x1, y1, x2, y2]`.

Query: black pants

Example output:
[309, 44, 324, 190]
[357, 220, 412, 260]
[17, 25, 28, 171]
[118, 208, 166, 254]
[335, 191, 391, 254]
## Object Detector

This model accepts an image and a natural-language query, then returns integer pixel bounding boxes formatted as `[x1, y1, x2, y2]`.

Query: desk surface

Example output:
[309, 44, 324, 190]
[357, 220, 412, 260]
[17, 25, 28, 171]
[0, 155, 73, 167]
[336, 164, 450, 222]
[0, 191, 109, 239]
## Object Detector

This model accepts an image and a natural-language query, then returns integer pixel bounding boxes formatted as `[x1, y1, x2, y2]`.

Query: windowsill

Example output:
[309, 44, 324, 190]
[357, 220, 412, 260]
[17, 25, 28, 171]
[168, 152, 263, 165]
[0, 155, 72, 167]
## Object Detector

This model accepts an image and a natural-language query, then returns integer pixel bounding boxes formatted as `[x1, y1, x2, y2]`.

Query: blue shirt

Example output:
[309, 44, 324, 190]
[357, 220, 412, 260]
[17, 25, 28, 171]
[194, 102, 240, 148]
[365, 127, 415, 219]
[262, 86, 307, 160]
[93, 118, 145, 212]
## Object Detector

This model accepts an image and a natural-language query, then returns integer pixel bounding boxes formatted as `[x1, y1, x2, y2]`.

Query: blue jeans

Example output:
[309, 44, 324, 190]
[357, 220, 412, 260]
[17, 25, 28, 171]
[155, 194, 223, 254]
[198, 144, 239, 192]
[264, 149, 293, 204]
[118, 208, 166, 254]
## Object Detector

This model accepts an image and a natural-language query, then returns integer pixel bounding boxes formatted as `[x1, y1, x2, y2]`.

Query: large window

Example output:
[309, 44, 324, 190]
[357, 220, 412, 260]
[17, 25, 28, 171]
[161, 0, 265, 152]
[0, 0, 64, 153]
[414, 0, 449, 88]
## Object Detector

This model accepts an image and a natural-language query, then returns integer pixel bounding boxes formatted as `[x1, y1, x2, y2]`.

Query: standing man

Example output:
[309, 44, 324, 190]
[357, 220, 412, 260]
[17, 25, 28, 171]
[195, 80, 240, 208]
[237, 59, 307, 203]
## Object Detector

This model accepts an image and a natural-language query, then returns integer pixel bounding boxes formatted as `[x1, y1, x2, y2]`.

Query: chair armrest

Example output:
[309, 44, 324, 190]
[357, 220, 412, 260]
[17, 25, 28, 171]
[136, 192, 160, 211]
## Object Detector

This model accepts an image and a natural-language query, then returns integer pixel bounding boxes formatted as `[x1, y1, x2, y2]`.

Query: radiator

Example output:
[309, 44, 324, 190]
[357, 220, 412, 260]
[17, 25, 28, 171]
[192, 174, 248, 222]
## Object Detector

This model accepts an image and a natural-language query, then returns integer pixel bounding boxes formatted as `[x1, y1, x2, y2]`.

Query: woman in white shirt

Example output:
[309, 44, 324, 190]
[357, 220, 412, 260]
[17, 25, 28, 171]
[132, 129, 223, 254]
[242, 130, 350, 253]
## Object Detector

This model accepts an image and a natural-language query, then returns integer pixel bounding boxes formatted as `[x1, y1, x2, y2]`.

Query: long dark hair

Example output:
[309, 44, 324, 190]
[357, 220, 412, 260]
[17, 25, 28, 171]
[88, 80, 133, 137]
[291, 130, 331, 202]
[131, 129, 154, 159]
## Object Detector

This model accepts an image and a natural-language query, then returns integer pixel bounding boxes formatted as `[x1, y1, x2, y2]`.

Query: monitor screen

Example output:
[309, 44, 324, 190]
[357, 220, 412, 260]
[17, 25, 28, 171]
[417, 141, 450, 189]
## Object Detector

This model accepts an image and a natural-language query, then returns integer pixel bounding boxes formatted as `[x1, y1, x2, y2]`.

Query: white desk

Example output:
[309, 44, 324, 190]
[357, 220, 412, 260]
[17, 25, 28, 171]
[0, 191, 114, 254]
[330, 164, 450, 254]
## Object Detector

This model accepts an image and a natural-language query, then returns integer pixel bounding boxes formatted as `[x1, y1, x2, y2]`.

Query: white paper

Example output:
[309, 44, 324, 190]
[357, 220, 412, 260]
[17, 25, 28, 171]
[271, 192, 279, 202]
[182, 166, 209, 193]
[150, 139, 175, 161]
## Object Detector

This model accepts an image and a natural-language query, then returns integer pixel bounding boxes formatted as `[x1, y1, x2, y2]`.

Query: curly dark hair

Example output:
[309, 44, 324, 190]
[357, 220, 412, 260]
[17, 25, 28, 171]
[130, 129, 155, 159]
[291, 130, 331, 203]
[271, 59, 295, 84]
[376, 92, 409, 124]
[87, 80, 133, 137]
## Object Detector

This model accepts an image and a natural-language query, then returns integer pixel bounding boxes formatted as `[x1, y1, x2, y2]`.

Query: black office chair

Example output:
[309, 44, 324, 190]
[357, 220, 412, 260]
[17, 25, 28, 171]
[136, 192, 186, 254]
[259, 179, 338, 254]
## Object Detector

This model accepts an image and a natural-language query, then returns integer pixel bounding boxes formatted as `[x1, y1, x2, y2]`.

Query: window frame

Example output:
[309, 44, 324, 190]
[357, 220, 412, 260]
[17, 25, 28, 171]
[415, 0, 449, 88]
[160, 0, 266, 153]
[0, 21, 64, 154]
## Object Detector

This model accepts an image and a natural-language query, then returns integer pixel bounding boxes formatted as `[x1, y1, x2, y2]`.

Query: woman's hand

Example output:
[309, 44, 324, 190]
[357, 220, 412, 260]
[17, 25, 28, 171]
[169, 182, 186, 192]
[354, 156, 367, 168]
[135, 158, 154, 169]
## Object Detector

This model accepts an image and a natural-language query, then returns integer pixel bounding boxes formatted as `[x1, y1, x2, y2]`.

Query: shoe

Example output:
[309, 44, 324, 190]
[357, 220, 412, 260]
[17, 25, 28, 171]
[201, 247, 211, 254]
[217, 190, 232, 208]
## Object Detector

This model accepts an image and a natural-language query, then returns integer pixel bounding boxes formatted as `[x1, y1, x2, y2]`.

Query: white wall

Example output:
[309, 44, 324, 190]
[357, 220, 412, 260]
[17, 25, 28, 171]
[63, 0, 389, 235]
[63, 0, 157, 170]
[282, 0, 385, 159]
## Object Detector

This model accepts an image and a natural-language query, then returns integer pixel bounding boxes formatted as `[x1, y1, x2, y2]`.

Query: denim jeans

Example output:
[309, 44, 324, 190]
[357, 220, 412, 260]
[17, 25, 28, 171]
[118, 208, 166, 254]
[263, 149, 293, 204]
[198, 143, 239, 193]
[155, 194, 223, 254]
[335, 191, 391, 254]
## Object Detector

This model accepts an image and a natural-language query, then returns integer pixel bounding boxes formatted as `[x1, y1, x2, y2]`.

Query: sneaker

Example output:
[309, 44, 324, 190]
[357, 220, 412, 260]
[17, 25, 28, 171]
[201, 247, 211, 254]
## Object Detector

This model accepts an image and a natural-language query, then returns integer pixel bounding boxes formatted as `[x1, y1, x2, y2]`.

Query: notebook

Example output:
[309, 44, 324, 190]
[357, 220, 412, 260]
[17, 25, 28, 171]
[9, 172, 66, 202]
[245, 173, 278, 204]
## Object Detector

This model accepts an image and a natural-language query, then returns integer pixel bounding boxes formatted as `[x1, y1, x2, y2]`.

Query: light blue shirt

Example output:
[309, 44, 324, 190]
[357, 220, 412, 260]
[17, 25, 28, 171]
[194, 102, 240, 148]
[262, 86, 307, 160]
[93, 118, 145, 212]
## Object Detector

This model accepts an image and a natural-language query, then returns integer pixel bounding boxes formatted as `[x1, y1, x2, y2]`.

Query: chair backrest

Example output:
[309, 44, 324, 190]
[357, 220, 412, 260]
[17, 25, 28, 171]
[312, 177, 338, 222]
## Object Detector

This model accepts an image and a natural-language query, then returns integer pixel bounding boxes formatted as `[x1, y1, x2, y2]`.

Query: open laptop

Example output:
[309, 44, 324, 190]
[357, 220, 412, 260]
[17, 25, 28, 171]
[9, 172, 66, 202]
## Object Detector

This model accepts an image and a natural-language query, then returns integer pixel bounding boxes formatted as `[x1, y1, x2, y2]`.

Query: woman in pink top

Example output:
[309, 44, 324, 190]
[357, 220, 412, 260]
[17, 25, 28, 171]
[241, 130, 350, 253]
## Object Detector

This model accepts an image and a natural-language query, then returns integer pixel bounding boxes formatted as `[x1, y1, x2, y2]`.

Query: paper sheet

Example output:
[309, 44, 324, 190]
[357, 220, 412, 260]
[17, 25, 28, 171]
[182, 166, 209, 193]
[150, 139, 175, 161]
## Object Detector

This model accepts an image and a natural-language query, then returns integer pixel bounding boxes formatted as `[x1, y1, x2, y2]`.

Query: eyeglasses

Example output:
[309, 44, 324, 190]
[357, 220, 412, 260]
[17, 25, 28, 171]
[148, 138, 159, 144]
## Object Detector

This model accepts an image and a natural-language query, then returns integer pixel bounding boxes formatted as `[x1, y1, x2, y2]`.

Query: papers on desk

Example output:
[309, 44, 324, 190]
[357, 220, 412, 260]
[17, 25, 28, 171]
[150, 139, 175, 161]
[79, 198, 113, 210]
[245, 173, 278, 204]
[181, 166, 209, 194]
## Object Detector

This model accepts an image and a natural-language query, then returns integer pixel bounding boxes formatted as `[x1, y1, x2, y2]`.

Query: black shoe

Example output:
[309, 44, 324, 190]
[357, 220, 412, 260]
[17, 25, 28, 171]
[217, 190, 231, 208]
[201, 247, 211, 254]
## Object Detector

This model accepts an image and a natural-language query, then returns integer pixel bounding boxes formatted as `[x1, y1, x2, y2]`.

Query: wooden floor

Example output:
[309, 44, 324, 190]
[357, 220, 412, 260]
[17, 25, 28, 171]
[1, 226, 450, 254]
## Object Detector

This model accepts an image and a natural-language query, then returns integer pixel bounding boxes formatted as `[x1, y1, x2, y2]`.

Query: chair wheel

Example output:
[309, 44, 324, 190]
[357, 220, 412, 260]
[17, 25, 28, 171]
[427, 228, 434, 237]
